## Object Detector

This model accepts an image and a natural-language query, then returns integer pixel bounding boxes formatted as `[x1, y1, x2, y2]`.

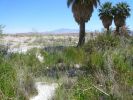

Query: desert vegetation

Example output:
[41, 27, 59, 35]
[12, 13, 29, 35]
[54, 33, 133, 100]
[0, 0, 133, 100]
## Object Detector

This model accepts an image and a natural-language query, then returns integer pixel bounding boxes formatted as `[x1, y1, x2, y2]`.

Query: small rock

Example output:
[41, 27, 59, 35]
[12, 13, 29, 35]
[74, 64, 80, 69]
[36, 53, 44, 63]
[67, 69, 76, 77]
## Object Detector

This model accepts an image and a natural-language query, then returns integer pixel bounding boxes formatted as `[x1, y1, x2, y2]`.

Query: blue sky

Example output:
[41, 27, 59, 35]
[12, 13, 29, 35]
[0, 0, 133, 33]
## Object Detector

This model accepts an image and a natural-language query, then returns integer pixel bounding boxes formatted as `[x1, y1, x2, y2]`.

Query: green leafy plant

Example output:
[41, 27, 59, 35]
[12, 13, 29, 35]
[84, 34, 120, 52]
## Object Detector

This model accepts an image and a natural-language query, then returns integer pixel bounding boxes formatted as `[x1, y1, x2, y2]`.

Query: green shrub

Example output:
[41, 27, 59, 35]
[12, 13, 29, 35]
[63, 47, 85, 64]
[55, 76, 112, 100]
[44, 51, 63, 65]
[0, 56, 25, 100]
[89, 52, 104, 70]
[44, 47, 85, 66]
[0, 56, 17, 99]
[84, 34, 120, 53]
[0, 45, 8, 56]
[0, 53, 37, 100]
[9, 51, 44, 76]
[112, 52, 130, 73]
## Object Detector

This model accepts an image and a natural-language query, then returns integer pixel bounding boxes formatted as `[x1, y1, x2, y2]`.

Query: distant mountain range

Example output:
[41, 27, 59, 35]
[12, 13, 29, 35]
[6, 28, 133, 35]
[5, 29, 76, 34]
[44, 28, 91, 35]
[129, 31, 133, 35]
[8, 28, 90, 35]
[48, 28, 79, 34]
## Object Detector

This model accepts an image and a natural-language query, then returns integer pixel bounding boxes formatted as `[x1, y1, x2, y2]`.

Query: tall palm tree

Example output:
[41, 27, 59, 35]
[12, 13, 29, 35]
[67, 0, 100, 46]
[112, 2, 131, 35]
[99, 2, 113, 33]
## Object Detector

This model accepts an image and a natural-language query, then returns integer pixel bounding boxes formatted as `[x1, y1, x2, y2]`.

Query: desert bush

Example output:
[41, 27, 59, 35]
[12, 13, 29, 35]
[84, 34, 133, 99]
[0, 52, 38, 100]
[9, 52, 44, 78]
[0, 55, 27, 100]
[43, 47, 85, 66]
[84, 34, 120, 53]
[55, 76, 113, 100]
[18, 73, 37, 98]
[89, 51, 104, 70]
[63, 47, 85, 64]
[0, 44, 8, 56]
[0, 57, 17, 100]
[112, 51, 131, 73]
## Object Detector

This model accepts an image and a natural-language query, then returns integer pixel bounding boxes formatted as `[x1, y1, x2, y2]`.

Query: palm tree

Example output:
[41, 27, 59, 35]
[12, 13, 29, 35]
[99, 2, 113, 33]
[67, 0, 100, 46]
[112, 2, 131, 35]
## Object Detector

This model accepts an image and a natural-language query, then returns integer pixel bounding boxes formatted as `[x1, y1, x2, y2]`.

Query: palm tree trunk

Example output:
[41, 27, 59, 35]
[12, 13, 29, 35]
[116, 26, 120, 35]
[107, 27, 110, 34]
[77, 21, 85, 47]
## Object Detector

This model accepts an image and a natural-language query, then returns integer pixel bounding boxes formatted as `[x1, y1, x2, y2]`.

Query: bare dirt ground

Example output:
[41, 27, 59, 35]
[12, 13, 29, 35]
[30, 82, 58, 100]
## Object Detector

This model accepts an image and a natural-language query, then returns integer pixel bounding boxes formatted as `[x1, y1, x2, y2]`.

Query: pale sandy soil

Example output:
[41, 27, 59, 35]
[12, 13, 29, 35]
[1, 34, 79, 53]
[30, 82, 58, 100]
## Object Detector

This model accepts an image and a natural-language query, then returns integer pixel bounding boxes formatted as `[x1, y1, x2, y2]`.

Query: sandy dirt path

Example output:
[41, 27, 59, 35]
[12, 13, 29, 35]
[30, 82, 58, 100]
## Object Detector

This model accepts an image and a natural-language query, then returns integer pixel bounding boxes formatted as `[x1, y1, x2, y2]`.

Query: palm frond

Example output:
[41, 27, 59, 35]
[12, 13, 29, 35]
[98, 2, 113, 19]
[112, 2, 131, 18]
[67, 0, 74, 7]
[67, 0, 100, 8]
